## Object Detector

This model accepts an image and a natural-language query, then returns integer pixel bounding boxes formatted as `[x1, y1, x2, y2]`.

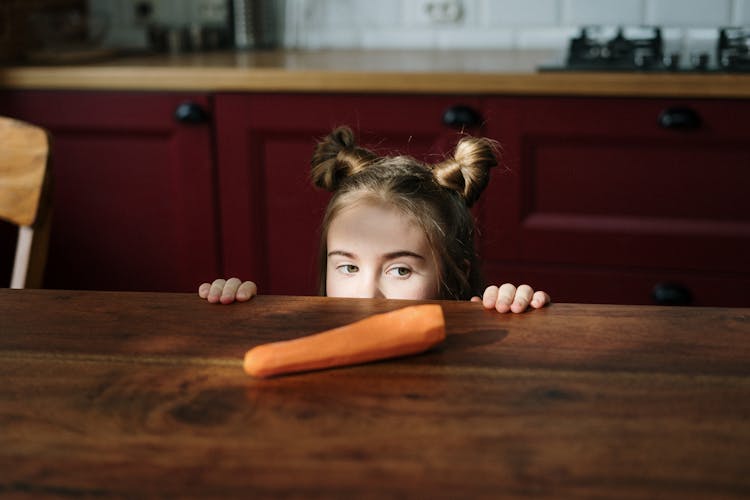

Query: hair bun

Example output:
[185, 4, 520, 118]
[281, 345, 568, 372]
[311, 126, 377, 191]
[432, 136, 499, 207]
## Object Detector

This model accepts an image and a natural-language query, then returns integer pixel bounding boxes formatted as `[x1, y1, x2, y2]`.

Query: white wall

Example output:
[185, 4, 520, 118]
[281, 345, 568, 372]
[92, 0, 750, 50]
[287, 0, 750, 49]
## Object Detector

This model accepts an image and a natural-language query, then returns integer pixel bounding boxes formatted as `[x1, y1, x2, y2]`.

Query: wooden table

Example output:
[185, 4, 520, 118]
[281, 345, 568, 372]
[1, 289, 749, 498]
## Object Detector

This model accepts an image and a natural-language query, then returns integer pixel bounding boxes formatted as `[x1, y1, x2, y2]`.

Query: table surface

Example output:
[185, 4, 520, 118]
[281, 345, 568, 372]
[1, 289, 749, 498]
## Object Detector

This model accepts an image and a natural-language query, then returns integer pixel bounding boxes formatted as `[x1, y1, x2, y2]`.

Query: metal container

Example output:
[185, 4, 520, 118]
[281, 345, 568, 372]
[232, 0, 283, 49]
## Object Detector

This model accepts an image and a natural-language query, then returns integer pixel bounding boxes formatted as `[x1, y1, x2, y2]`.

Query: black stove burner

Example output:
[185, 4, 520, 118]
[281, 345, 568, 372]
[567, 26, 664, 70]
[718, 27, 750, 71]
[540, 25, 750, 73]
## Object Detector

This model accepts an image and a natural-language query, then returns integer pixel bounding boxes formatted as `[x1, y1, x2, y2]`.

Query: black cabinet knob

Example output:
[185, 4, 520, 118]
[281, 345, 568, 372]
[442, 105, 483, 129]
[652, 282, 693, 306]
[658, 107, 701, 130]
[174, 101, 210, 124]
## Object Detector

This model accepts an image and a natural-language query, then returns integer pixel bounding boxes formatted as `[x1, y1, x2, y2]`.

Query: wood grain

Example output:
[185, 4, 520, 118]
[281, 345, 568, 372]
[1, 289, 749, 498]
[1, 49, 749, 97]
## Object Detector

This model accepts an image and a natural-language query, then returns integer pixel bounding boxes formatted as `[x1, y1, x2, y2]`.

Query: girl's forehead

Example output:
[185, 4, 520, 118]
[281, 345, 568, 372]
[334, 197, 417, 226]
[331, 200, 408, 225]
[328, 200, 429, 247]
[327, 200, 437, 263]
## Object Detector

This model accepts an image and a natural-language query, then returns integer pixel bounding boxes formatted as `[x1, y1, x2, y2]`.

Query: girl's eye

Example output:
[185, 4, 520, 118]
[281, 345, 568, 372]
[338, 264, 359, 274]
[387, 266, 412, 278]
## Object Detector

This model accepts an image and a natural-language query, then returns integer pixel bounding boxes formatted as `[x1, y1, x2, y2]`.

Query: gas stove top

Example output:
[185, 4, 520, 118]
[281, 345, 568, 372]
[539, 26, 750, 73]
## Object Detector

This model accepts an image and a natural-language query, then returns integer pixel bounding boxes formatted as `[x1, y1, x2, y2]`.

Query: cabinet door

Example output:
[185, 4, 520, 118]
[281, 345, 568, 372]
[481, 96, 750, 306]
[0, 91, 220, 292]
[214, 93, 482, 295]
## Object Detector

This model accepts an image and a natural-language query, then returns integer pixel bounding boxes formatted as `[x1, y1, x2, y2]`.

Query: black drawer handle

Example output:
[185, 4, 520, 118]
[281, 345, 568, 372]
[174, 101, 210, 124]
[658, 107, 701, 130]
[652, 282, 693, 306]
[442, 105, 483, 129]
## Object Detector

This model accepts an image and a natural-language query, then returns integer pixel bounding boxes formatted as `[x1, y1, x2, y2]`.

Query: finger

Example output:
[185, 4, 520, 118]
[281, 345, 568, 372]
[207, 279, 226, 304]
[236, 281, 258, 302]
[530, 290, 551, 309]
[198, 282, 211, 299]
[510, 284, 534, 313]
[470, 295, 481, 303]
[220, 278, 243, 304]
[482, 286, 499, 309]
[495, 283, 516, 313]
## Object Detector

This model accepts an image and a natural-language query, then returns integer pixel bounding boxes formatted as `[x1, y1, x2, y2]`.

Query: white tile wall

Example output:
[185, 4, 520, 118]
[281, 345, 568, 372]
[516, 27, 577, 49]
[290, 0, 747, 49]
[485, 0, 560, 27]
[362, 30, 437, 49]
[735, 0, 750, 24]
[562, 0, 643, 26]
[91, 0, 749, 50]
[646, 0, 732, 27]
[435, 28, 515, 49]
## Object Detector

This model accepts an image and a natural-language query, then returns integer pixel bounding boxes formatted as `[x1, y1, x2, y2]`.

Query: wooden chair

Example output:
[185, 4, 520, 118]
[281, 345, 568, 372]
[0, 116, 52, 289]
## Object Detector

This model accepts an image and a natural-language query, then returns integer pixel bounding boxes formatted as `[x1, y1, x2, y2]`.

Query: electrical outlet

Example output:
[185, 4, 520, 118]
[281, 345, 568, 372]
[414, 0, 464, 25]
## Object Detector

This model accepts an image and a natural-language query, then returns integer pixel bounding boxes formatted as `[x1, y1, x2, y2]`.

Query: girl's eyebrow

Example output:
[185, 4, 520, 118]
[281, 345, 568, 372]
[327, 250, 424, 260]
[384, 251, 425, 261]
[328, 250, 356, 258]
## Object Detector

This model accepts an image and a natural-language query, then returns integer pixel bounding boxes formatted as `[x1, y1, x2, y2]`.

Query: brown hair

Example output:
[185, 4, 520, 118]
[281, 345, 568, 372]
[311, 126, 498, 300]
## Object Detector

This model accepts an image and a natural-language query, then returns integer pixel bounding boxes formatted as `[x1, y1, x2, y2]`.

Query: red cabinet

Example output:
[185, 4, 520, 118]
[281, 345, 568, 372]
[481, 96, 750, 306]
[214, 93, 481, 295]
[0, 91, 220, 292]
[2, 89, 747, 306]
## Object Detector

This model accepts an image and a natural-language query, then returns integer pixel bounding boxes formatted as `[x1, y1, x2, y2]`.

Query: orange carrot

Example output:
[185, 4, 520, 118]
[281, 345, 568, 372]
[244, 304, 445, 378]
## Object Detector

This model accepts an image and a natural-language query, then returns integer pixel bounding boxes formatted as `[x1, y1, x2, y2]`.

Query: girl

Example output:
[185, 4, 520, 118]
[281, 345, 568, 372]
[199, 126, 550, 313]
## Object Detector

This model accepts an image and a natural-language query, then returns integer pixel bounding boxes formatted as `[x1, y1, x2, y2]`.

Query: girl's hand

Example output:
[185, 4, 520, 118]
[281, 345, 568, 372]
[470, 284, 550, 313]
[198, 278, 257, 304]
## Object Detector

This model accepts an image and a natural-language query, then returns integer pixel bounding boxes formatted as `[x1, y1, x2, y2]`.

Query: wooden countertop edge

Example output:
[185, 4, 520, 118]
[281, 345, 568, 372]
[2, 66, 750, 97]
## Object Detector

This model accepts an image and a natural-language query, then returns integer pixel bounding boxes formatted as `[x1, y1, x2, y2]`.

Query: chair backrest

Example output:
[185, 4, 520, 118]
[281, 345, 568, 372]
[0, 116, 51, 288]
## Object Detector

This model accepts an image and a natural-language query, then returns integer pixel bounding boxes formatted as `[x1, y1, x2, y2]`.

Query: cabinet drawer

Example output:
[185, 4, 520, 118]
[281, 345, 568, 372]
[481, 97, 750, 276]
[0, 90, 220, 292]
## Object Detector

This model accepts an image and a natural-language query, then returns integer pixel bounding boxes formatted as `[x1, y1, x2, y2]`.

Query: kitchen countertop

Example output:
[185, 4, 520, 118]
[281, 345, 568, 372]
[2, 49, 750, 97]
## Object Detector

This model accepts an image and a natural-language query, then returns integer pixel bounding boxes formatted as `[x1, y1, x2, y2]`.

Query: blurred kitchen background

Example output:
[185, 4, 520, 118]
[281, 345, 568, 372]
[2, 0, 750, 61]
[96, 0, 750, 50]
[1, 0, 748, 306]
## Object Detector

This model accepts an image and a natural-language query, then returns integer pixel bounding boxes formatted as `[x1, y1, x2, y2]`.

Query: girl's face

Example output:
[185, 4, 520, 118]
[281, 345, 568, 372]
[325, 200, 440, 300]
